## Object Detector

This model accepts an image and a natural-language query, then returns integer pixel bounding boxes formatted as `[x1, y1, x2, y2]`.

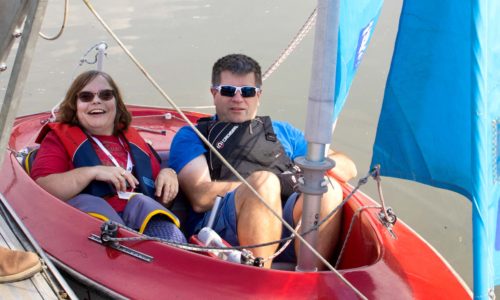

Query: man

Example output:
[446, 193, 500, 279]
[169, 54, 357, 268]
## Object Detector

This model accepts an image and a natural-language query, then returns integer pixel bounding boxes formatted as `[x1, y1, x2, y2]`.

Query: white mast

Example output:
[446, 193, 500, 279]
[296, 0, 340, 271]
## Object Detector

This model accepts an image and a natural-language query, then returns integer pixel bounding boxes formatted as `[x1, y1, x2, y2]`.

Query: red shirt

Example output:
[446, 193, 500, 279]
[31, 131, 160, 212]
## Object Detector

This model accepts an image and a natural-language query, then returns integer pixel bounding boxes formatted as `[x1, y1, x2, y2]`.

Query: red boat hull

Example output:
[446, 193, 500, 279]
[0, 106, 471, 299]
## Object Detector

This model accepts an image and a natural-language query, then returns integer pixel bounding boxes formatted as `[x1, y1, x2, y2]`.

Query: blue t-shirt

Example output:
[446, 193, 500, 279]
[169, 119, 307, 173]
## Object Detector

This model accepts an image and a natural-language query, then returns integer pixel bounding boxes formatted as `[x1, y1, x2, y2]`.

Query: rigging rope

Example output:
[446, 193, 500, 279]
[262, 9, 317, 81]
[334, 205, 381, 269]
[38, 0, 69, 40]
[372, 165, 396, 224]
[264, 221, 301, 263]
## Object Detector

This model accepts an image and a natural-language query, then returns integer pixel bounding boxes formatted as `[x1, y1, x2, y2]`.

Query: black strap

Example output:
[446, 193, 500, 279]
[262, 116, 277, 142]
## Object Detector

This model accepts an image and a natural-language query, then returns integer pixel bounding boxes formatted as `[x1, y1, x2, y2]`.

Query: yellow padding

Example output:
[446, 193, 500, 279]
[24, 151, 34, 175]
[138, 210, 180, 234]
[88, 212, 110, 222]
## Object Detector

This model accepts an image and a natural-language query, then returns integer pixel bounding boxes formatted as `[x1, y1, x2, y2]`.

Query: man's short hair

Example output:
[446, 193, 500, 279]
[212, 54, 262, 87]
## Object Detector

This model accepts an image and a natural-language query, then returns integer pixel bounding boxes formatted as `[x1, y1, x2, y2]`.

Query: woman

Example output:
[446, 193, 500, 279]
[31, 70, 186, 243]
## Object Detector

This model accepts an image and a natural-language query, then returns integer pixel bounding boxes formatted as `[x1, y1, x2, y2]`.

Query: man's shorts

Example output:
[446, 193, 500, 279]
[186, 191, 300, 263]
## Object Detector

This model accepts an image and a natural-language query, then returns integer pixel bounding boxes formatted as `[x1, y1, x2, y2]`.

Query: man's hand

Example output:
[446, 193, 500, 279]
[277, 165, 302, 199]
[178, 155, 240, 213]
[155, 168, 179, 206]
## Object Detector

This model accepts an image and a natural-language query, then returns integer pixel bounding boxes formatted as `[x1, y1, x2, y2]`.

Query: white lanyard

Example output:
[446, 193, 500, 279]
[90, 136, 133, 172]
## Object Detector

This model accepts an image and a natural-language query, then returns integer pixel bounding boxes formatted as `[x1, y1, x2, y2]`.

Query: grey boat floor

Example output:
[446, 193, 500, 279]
[0, 212, 63, 300]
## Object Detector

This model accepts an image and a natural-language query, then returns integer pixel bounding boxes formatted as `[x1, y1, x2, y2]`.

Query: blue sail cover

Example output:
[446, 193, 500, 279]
[371, 0, 500, 297]
[333, 0, 384, 119]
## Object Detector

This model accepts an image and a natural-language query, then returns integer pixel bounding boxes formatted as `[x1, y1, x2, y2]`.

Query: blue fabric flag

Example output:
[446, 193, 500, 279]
[371, 0, 500, 298]
[334, 0, 384, 119]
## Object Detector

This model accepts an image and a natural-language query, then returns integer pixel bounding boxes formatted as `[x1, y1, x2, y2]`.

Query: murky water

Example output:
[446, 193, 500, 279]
[1, 0, 472, 289]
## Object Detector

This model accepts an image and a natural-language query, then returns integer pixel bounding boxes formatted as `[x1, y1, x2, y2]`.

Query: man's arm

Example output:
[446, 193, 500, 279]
[327, 149, 357, 182]
[177, 154, 240, 213]
[271, 121, 357, 182]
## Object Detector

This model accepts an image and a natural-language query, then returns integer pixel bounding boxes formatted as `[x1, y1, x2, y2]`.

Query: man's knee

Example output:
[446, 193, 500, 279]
[236, 171, 281, 212]
[246, 171, 280, 192]
[322, 180, 343, 211]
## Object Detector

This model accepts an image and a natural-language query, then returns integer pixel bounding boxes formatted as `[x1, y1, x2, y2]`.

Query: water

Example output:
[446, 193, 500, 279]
[1, 0, 472, 289]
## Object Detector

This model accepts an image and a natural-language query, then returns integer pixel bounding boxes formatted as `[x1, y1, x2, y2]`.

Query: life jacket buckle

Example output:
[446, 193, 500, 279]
[265, 133, 277, 142]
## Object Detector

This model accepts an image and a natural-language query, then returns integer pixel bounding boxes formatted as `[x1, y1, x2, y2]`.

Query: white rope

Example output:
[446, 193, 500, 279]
[263, 221, 301, 263]
[334, 205, 380, 268]
[39, 0, 69, 40]
[262, 9, 317, 81]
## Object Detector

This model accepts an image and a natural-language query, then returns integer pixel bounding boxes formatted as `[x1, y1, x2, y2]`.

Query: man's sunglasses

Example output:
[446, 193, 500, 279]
[212, 85, 261, 98]
[77, 89, 115, 102]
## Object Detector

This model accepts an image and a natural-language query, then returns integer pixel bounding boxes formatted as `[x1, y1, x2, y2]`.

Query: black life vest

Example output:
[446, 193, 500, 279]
[196, 116, 300, 187]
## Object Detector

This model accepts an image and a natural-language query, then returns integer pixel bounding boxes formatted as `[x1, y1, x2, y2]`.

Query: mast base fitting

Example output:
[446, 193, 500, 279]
[294, 156, 335, 195]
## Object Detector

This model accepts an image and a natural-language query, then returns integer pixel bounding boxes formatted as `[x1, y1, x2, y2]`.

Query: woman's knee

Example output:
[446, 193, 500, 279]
[129, 193, 154, 205]
[67, 194, 125, 224]
[68, 194, 110, 209]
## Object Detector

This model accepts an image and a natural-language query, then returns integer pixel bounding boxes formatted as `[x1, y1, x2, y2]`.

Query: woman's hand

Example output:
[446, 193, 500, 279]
[155, 168, 179, 206]
[94, 166, 139, 192]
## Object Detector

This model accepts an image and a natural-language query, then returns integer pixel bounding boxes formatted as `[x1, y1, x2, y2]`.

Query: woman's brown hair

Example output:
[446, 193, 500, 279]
[57, 70, 131, 135]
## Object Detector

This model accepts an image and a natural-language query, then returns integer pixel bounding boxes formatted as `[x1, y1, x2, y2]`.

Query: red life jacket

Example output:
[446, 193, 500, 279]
[36, 123, 160, 198]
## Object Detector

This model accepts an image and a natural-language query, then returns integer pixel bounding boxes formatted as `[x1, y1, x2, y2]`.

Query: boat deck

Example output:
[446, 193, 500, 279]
[0, 199, 63, 300]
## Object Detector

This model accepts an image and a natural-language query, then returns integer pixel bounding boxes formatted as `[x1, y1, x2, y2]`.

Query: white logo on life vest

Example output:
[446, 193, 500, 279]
[216, 125, 239, 149]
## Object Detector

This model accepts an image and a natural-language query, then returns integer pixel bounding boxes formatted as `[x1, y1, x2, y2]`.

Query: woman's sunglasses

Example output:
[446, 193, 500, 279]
[212, 85, 261, 98]
[77, 89, 115, 102]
